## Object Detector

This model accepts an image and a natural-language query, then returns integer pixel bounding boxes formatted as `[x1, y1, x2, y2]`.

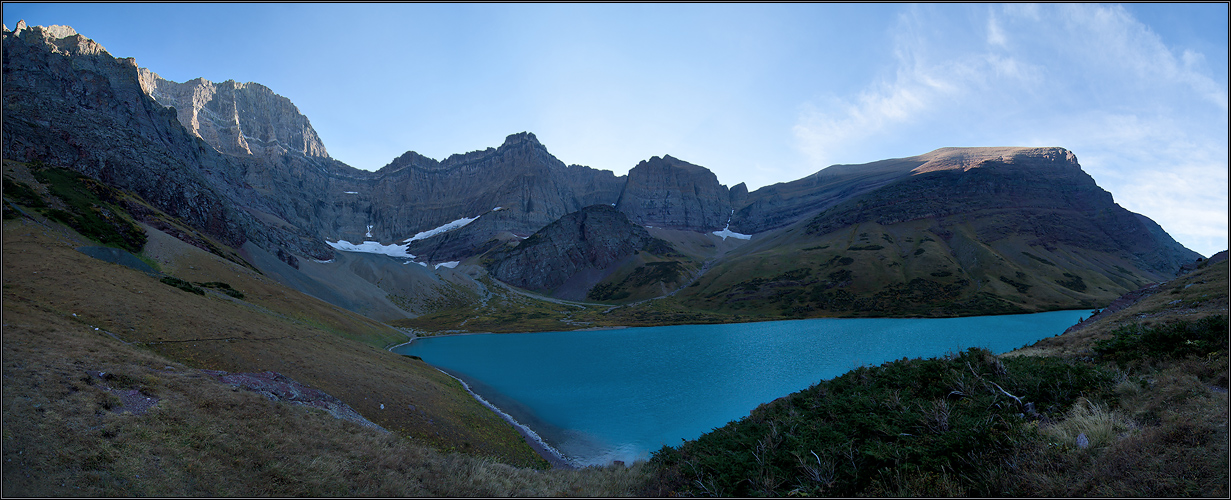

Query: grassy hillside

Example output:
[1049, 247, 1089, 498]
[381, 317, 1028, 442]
[1, 290, 649, 496]
[397, 215, 1168, 336]
[642, 259, 1228, 497]
[8, 158, 1221, 497]
[3, 160, 655, 495]
[674, 217, 1161, 319]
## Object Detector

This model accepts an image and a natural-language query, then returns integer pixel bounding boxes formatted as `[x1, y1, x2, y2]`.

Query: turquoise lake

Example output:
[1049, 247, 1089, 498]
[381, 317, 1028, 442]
[394, 310, 1088, 467]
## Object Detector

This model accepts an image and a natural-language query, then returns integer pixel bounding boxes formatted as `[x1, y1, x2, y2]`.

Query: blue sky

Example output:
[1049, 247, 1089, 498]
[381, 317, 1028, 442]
[4, 3, 1227, 257]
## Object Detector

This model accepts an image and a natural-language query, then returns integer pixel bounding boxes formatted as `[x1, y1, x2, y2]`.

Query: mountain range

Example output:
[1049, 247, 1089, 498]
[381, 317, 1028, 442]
[2, 24, 1203, 326]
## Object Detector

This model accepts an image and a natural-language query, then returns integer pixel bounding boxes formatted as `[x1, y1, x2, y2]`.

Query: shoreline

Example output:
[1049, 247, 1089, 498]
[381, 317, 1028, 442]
[388, 325, 633, 347]
[433, 367, 578, 470]
[387, 328, 577, 469]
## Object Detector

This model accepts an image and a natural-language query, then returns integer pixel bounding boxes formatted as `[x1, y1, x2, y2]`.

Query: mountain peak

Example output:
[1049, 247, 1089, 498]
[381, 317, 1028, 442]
[502, 131, 541, 147]
[911, 146, 1077, 174]
[138, 71, 330, 159]
[6, 23, 110, 58]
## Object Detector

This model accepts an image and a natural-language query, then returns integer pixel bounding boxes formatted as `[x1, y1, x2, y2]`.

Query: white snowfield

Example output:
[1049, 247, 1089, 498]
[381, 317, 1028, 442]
[712, 224, 752, 241]
[435, 261, 460, 269]
[325, 239, 416, 258]
[325, 212, 485, 262]
[403, 215, 479, 243]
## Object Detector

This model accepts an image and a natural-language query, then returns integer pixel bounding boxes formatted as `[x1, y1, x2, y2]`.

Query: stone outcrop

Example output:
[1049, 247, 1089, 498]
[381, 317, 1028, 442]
[203, 370, 386, 432]
[380, 132, 626, 261]
[616, 155, 733, 231]
[1, 24, 331, 260]
[138, 70, 329, 160]
[487, 204, 673, 293]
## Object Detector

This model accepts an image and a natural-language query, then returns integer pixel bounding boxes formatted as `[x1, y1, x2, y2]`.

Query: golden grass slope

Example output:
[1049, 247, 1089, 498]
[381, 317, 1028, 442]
[1, 299, 649, 496]
[1, 208, 547, 468]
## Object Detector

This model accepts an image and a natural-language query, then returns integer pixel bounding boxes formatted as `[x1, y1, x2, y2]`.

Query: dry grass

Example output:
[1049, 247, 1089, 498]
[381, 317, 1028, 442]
[1005, 361, 1228, 497]
[2, 215, 547, 465]
[1, 304, 650, 496]
[3, 213, 659, 495]
[1040, 398, 1138, 449]
[995, 259, 1229, 497]
[1007, 259, 1228, 359]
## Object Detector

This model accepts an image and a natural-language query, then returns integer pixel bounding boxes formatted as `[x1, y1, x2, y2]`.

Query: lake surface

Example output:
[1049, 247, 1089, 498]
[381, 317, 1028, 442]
[394, 310, 1088, 467]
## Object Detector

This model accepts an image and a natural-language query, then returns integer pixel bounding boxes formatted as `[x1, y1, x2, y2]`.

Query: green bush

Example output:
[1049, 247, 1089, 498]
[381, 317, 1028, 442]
[160, 276, 205, 295]
[198, 281, 245, 299]
[648, 347, 1117, 497]
[30, 167, 146, 252]
[3, 176, 46, 207]
[1094, 315, 1228, 366]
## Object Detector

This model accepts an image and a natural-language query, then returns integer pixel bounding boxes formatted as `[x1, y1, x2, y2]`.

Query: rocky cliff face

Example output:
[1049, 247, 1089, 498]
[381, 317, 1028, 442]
[1, 24, 331, 260]
[4, 23, 1203, 317]
[138, 70, 329, 160]
[616, 155, 733, 231]
[728, 154, 936, 235]
[486, 204, 673, 293]
[378, 132, 624, 239]
[3, 25, 629, 265]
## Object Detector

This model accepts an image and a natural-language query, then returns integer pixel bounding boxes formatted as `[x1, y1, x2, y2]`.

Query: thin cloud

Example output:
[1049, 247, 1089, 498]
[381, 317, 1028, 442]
[791, 3, 1227, 255]
[986, 12, 1007, 47]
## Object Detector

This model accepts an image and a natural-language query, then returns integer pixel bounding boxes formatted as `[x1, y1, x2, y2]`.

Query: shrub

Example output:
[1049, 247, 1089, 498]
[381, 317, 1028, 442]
[30, 167, 146, 252]
[1094, 316, 1228, 366]
[198, 281, 245, 299]
[647, 348, 1118, 497]
[3, 176, 46, 207]
[160, 277, 205, 295]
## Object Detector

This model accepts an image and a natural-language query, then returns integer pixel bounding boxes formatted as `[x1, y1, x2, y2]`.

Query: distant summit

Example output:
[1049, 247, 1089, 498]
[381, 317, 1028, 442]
[1, 23, 1203, 320]
[138, 70, 330, 160]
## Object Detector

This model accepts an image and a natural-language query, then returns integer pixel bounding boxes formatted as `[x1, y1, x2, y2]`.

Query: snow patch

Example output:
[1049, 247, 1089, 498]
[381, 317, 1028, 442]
[492, 206, 503, 212]
[435, 261, 460, 269]
[712, 224, 751, 241]
[418, 262, 427, 267]
[343, 191, 359, 195]
[311, 258, 336, 264]
[365, 224, 373, 238]
[403, 216, 480, 243]
[325, 239, 416, 258]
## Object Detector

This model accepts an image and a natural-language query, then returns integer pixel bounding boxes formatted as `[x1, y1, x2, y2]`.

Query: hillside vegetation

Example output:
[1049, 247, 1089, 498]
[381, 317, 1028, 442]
[5, 155, 1225, 497]
[2, 160, 649, 495]
[642, 259, 1228, 497]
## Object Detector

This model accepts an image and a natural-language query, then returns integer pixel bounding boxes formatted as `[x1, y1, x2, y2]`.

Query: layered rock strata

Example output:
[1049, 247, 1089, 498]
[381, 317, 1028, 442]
[1, 24, 330, 259]
[138, 70, 330, 160]
[616, 155, 734, 231]
[487, 204, 674, 293]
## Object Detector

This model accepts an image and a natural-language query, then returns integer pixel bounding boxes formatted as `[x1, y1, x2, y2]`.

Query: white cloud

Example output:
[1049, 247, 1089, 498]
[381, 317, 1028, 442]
[791, 4, 1227, 256]
[1049, 4, 1227, 110]
[986, 12, 1007, 47]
